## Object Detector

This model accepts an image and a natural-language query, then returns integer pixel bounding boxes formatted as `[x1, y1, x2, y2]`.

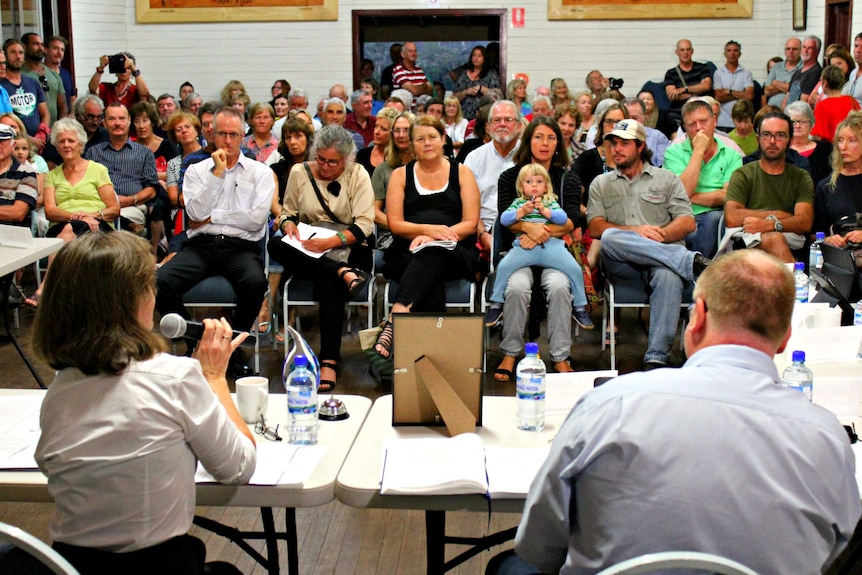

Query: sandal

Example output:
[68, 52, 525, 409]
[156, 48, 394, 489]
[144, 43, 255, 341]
[23, 291, 41, 308]
[493, 357, 516, 382]
[319, 361, 340, 393]
[257, 321, 271, 334]
[604, 330, 621, 346]
[374, 320, 394, 359]
[339, 268, 371, 299]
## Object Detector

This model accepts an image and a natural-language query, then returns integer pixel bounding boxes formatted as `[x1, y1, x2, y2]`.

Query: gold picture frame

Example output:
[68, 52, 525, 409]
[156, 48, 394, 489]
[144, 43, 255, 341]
[792, 0, 807, 30]
[548, 0, 753, 21]
[136, 0, 338, 23]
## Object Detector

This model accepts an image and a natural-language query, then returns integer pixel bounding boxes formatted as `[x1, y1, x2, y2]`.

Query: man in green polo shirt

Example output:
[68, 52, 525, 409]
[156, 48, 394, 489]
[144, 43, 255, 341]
[664, 98, 742, 257]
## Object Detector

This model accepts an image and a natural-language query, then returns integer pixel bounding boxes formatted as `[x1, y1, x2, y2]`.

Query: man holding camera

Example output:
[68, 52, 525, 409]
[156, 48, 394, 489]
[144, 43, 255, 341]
[586, 70, 623, 103]
[87, 52, 149, 110]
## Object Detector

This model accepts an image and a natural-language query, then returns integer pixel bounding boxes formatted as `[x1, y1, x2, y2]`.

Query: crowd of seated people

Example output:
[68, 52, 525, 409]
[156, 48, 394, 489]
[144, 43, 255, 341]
[8, 32, 862, 373]
[6, 31, 862, 575]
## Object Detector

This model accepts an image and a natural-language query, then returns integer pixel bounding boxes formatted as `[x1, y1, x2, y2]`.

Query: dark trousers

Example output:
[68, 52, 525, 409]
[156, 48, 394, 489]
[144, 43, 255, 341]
[156, 234, 267, 332]
[268, 236, 358, 361]
[393, 247, 472, 312]
[53, 535, 204, 575]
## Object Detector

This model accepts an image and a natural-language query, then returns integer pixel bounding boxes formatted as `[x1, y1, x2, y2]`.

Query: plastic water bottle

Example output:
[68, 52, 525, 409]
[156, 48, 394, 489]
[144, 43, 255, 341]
[855, 301, 862, 359]
[285, 354, 318, 444]
[809, 232, 825, 271]
[794, 262, 808, 303]
[515, 342, 546, 431]
[781, 350, 814, 402]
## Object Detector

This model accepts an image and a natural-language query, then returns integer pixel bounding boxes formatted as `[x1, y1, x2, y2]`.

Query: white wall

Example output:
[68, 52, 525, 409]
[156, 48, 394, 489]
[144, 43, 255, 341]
[70, 0, 836, 108]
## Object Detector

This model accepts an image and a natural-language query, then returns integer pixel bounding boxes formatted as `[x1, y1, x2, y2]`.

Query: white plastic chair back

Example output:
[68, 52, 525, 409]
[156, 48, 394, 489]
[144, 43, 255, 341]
[0, 522, 80, 575]
[596, 551, 759, 575]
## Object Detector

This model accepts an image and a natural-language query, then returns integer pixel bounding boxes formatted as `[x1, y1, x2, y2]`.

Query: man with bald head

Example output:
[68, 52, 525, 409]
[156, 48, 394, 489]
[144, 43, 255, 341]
[497, 249, 860, 575]
[764, 37, 802, 107]
[392, 42, 433, 98]
[664, 39, 713, 125]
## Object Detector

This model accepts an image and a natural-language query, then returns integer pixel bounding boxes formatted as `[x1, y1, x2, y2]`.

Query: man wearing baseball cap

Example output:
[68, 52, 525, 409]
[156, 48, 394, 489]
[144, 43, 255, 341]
[0, 123, 38, 229]
[587, 119, 710, 370]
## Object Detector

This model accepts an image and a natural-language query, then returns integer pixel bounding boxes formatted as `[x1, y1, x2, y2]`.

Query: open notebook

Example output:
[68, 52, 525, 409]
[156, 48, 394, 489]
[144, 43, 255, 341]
[379, 433, 550, 499]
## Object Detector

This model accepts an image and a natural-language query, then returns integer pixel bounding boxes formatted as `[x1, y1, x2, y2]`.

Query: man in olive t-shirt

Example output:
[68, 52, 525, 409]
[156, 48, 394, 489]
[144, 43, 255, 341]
[723, 111, 814, 263]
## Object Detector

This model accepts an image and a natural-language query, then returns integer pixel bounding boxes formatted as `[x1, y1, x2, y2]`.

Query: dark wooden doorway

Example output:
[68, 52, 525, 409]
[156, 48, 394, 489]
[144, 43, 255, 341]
[824, 0, 852, 50]
[352, 9, 507, 92]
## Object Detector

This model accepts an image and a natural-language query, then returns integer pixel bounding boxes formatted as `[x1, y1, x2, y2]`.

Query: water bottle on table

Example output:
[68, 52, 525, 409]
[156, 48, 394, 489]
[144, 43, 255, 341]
[285, 354, 318, 445]
[809, 232, 824, 293]
[793, 262, 808, 303]
[781, 350, 813, 402]
[516, 342, 546, 431]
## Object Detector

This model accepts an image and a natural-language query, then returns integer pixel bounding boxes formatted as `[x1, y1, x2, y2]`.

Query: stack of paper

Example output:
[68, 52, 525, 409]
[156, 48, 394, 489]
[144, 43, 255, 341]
[410, 239, 457, 254]
[0, 395, 42, 470]
[196, 442, 327, 487]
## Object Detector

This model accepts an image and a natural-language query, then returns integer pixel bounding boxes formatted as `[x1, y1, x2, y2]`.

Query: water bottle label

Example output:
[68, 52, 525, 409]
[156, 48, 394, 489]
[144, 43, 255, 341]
[815, 252, 823, 269]
[288, 389, 317, 414]
[516, 376, 545, 401]
[795, 284, 808, 303]
[855, 308, 862, 326]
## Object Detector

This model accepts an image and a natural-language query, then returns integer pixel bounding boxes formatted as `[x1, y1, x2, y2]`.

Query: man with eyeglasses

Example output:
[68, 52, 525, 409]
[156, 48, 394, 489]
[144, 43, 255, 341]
[465, 100, 523, 254]
[20, 32, 66, 125]
[723, 111, 814, 262]
[156, 107, 273, 378]
[664, 99, 742, 258]
[1, 39, 49, 151]
[492, 250, 859, 575]
[72, 94, 108, 150]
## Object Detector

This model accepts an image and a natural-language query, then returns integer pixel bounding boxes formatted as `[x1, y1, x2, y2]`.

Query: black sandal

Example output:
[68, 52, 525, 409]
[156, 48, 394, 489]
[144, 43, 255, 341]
[339, 268, 371, 299]
[319, 360, 339, 393]
[374, 320, 394, 359]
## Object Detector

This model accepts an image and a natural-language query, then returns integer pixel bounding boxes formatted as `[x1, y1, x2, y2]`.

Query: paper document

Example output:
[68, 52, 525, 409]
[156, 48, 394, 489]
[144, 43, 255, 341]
[380, 434, 487, 495]
[545, 370, 617, 416]
[410, 239, 457, 254]
[485, 446, 550, 498]
[0, 395, 42, 470]
[195, 441, 327, 487]
[281, 222, 338, 259]
[0, 223, 34, 248]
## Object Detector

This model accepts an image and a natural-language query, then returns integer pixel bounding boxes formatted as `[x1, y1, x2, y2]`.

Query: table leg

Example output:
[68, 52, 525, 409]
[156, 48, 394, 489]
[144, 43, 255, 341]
[425, 510, 446, 575]
[285, 508, 298, 575]
[0, 273, 46, 389]
[260, 507, 280, 575]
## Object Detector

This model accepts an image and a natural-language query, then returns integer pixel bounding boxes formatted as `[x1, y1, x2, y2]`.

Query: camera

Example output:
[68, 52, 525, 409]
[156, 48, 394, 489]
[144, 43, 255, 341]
[609, 77, 624, 91]
[108, 54, 127, 75]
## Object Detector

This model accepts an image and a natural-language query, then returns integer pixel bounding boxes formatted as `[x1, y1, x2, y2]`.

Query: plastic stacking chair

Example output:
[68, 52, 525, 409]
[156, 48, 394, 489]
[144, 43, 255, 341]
[0, 522, 80, 575]
[596, 551, 759, 575]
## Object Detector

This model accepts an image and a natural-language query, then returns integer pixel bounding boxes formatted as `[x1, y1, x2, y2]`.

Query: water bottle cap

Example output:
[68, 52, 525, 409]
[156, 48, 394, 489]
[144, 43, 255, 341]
[794, 262, 805, 271]
[792, 350, 805, 362]
[525, 342, 539, 355]
[294, 354, 308, 367]
[815, 232, 825, 240]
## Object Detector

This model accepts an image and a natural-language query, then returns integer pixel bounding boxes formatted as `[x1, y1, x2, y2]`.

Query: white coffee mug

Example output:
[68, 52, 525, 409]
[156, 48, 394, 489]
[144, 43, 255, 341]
[236, 376, 269, 424]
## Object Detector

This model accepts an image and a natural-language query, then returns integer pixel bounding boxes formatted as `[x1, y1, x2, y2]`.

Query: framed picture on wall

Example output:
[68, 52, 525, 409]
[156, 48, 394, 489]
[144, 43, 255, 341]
[793, 0, 807, 30]
[548, 0, 753, 20]
[136, 0, 337, 23]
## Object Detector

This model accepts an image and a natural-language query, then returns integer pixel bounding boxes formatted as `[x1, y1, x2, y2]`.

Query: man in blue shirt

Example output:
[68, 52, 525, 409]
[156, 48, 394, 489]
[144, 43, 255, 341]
[1, 39, 49, 150]
[493, 249, 860, 575]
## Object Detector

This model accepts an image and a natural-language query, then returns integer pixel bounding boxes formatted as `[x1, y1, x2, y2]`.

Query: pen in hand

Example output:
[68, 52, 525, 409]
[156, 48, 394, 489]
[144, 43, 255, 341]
[307, 233, 317, 240]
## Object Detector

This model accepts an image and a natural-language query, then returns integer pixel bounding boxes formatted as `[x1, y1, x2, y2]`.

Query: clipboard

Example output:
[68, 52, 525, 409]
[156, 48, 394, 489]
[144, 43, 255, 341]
[391, 314, 483, 435]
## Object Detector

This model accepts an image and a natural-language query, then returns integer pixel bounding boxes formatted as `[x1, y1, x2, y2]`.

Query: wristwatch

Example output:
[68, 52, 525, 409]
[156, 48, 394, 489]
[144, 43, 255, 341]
[765, 215, 783, 232]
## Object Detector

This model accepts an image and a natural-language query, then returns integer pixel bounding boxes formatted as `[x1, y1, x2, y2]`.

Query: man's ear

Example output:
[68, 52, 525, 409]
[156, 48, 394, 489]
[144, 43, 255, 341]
[775, 326, 792, 355]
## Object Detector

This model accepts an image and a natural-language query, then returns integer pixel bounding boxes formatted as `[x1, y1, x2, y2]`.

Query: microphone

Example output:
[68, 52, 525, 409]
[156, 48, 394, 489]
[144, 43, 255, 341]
[159, 313, 256, 344]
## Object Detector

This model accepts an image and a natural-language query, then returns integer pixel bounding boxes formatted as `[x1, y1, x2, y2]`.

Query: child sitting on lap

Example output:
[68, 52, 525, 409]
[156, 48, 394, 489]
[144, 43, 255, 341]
[484, 163, 593, 329]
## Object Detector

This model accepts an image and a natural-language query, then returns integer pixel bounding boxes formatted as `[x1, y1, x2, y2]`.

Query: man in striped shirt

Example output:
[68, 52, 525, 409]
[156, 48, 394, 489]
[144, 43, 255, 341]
[392, 42, 432, 98]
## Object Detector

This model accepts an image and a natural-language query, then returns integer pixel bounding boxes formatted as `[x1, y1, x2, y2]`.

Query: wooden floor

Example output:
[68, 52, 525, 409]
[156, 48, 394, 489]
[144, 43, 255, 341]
[0, 270, 678, 574]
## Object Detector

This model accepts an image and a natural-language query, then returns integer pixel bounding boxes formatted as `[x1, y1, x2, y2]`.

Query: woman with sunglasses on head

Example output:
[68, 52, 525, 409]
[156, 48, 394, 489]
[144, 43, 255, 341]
[268, 125, 375, 392]
[33, 231, 255, 575]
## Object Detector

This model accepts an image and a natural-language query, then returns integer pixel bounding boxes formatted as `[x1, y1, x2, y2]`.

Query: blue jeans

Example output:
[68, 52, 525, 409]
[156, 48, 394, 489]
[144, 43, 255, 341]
[685, 209, 722, 258]
[486, 550, 545, 575]
[600, 228, 695, 364]
[490, 237, 587, 307]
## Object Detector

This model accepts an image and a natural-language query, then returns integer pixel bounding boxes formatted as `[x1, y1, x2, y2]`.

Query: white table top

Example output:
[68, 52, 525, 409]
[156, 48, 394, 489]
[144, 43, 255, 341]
[0, 238, 63, 277]
[335, 392, 585, 513]
[0, 389, 372, 509]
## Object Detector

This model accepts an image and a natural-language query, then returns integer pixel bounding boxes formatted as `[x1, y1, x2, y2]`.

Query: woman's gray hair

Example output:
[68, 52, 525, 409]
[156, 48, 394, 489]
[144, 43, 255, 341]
[785, 101, 815, 126]
[310, 124, 356, 163]
[50, 118, 88, 148]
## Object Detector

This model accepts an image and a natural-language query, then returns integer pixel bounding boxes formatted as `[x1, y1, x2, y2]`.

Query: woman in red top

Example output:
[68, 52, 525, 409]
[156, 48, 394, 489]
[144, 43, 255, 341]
[811, 65, 861, 144]
[87, 52, 149, 109]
